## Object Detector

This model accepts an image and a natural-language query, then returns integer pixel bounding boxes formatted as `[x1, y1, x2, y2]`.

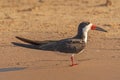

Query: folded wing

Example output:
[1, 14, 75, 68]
[16, 36, 58, 45]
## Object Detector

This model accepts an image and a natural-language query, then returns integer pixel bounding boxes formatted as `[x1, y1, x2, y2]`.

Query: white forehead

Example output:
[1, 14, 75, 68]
[83, 23, 93, 32]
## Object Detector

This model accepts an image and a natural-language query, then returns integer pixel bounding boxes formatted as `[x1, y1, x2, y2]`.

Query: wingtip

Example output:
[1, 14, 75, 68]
[15, 36, 23, 40]
[15, 36, 26, 41]
[15, 36, 19, 39]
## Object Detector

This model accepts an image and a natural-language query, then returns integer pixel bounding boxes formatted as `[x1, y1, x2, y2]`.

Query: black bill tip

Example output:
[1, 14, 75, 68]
[95, 27, 107, 32]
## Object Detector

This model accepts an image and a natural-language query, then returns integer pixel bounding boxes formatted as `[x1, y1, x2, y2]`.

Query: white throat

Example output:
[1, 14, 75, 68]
[82, 23, 92, 43]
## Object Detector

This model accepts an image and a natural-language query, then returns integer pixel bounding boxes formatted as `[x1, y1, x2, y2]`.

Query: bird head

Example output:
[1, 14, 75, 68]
[78, 22, 107, 33]
[76, 22, 107, 43]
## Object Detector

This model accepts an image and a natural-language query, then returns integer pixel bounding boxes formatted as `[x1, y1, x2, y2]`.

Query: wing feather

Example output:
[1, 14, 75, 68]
[16, 36, 58, 45]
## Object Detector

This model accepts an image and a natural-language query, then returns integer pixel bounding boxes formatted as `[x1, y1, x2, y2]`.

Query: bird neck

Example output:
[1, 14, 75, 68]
[74, 30, 88, 43]
[83, 31, 88, 43]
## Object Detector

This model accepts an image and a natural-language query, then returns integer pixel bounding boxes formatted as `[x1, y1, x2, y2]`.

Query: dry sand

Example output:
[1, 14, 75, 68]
[0, 0, 120, 80]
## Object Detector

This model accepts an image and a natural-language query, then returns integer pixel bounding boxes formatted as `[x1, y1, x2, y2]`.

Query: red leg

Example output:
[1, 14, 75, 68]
[70, 54, 78, 67]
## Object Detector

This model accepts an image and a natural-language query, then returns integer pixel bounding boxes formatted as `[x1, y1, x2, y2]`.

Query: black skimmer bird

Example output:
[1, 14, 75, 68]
[15, 22, 107, 66]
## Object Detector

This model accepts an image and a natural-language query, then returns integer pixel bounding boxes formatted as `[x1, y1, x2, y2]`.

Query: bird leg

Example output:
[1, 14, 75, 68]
[70, 54, 78, 66]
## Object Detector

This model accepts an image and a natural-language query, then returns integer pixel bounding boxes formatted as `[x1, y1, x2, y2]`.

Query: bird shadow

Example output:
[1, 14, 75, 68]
[0, 67, 26, 72]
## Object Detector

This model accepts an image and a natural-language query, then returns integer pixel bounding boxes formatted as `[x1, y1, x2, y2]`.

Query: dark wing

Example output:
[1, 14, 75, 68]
[16, 36, 85, 53]
[15, 36, 58, 45]
[39, 38, 86, 53]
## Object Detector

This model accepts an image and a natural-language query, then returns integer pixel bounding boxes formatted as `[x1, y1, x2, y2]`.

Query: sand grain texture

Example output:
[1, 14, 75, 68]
[0, 0, 120, 80]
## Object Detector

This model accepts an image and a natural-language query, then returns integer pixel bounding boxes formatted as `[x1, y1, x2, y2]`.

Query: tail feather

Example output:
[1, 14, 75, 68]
[15, 36, 58, 45]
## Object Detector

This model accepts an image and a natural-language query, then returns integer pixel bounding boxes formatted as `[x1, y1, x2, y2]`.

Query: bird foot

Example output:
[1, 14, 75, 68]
[70, 63, 78, 67]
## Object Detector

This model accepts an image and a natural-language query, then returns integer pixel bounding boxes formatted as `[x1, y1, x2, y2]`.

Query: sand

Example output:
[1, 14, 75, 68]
[0, 0, 120, 80]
